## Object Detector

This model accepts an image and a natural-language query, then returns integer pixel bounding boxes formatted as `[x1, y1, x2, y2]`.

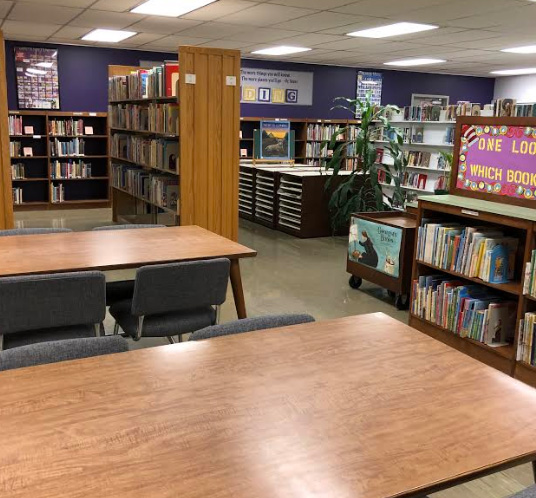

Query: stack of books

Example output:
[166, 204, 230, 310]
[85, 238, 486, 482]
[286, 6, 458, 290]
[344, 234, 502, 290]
[417, 223, 518, 284]
[518, 312, 536, 364]
[51, 138, 85, 157]
[412, 276, 516, 346]
[50, 183, 65, 203]
[48, 119, 84, 136]
[51, 160, 92, 179]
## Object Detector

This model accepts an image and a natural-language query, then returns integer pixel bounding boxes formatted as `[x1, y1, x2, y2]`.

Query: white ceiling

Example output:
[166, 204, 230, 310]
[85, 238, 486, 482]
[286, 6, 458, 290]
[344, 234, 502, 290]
[1, 0, 536, 77]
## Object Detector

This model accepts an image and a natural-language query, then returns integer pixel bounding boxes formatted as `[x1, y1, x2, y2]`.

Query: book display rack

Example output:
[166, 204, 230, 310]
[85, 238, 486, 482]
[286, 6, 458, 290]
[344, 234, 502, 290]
[8, 110, 109, 210]
[410, 116, 536, 388]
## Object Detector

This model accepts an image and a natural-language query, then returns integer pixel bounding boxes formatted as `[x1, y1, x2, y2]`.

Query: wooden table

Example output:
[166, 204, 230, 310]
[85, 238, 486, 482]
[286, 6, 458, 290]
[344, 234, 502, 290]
[2, 313, 536, 497]
[0, 225, 256, 318]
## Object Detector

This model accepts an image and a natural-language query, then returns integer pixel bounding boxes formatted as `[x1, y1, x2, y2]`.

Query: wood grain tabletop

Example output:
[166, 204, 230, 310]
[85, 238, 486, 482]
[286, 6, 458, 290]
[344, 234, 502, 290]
[2, 312, 536, 497]
[0, 225, 257, 277]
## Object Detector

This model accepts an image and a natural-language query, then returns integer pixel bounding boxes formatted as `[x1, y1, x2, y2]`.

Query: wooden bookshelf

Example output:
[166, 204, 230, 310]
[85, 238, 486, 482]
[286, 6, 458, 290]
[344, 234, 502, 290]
[409, 194, 536, 382]
[0, 30, 13, 229]
[8, 110, 109, 210]
[110, 47, 241, 240]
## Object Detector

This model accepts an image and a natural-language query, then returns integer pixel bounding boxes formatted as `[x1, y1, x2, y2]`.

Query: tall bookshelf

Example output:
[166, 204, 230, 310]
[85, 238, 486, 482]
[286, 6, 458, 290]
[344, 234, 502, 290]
[409, 116, 536, 389]
[0, 30, 13, 229]
[8, 110, 109, 210]
[110, 47, 241, 241]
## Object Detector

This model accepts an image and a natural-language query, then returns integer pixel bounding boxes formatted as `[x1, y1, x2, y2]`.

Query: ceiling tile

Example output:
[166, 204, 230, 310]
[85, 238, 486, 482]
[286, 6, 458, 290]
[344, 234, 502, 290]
[120, 32, 167, 46]
[177, 22, 246, 39]
[198, 39, 253, 49]
[269, 0, 353, 7]
[90, 0, 141, 12]
[9, 2, 82, 24]
[272, 33, 345, 47]
[333, 0, 445, 17]
[218, 4, 316, 26]
[273, 12, 366, 31]
[228, 27, 302, 42]
[141, 35, 212, 50]
[70, 10, 144, 29]
[181, 0, 260, 21]
[126, 17, 202, 35]
[50, 25, 92, 39]
[14, 0, 94, 6]
[2, 20, 61, 37]
[0, 1, 12, 19]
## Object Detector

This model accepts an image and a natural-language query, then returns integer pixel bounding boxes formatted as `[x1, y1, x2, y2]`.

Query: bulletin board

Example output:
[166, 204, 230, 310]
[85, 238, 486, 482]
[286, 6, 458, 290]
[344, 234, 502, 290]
[451, 116, 536, 207]
[14, 46, 60, 110]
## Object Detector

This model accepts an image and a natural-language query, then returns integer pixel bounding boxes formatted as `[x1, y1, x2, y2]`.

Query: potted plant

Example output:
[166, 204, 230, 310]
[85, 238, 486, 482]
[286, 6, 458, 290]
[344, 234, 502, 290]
[323, 91, 408, 231]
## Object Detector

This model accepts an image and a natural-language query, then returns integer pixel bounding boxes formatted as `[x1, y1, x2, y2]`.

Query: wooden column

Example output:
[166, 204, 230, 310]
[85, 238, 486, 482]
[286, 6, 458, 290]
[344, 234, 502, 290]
[0, 30, 13, 229]
[179, 46, 240, 241]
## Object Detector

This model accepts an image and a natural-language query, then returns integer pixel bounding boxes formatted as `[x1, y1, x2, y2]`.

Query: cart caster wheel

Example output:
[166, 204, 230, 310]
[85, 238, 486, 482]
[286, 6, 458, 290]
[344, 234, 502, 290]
[349, 276, 362, 289]
[395, 294, 409, 311]
[387, 290, 396, 298]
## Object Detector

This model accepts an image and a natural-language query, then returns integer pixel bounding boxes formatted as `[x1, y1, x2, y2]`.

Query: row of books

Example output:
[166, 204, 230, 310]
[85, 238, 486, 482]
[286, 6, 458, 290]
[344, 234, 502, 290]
[111, 134, 178, 172]
[8, 115, 24, 135]
[48, 119, 85, 136]
[515, 103, 536, 118]
[417, 223, 517, 284]
[523, 250, 536, 297]
[518, 312, 536, 365]
[110, 103, 179, 135]
[51, 160, 93, 179]
[402, 105, 445, 122]
[305, 142, 329, 158]
[51, 183, 65, 203]
[12, 187, 22, 204]
[11, 163, 26, 180]
[112, 164, 178, 209]
[402, 172, 428, 190]
[9, 142, 33, 158]
[371, 126, 411, 143]
[306, 124, 345, 141]
[412, 276, 516, 346]
[108, 61, 179, 101]
[50, 138, 85, 157]
[407, 150, 433, 167]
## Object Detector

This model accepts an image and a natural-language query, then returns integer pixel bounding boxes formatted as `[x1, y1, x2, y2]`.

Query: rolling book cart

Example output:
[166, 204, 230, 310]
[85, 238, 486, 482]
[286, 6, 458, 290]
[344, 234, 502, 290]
[409, 116, 536, 387]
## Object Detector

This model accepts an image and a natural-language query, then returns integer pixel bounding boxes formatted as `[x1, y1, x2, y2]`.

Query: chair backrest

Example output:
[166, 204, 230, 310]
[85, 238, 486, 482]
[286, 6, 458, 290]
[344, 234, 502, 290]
[132, 259, 230, 316]
[92, 224, 166, 231]
[0, 228, 72, 237]
[0, 272, 106, 335]
[189, 313, 316, 341]
[0, 336, 129, 371]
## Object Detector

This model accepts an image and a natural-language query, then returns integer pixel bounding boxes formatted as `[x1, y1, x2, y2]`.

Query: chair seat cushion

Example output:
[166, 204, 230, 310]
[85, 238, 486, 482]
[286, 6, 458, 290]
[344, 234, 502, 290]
[3, 324, 98, 350]
[509, 486, 536, 498]
[109, 299, 216, 338]
[106, 280, 135, 306]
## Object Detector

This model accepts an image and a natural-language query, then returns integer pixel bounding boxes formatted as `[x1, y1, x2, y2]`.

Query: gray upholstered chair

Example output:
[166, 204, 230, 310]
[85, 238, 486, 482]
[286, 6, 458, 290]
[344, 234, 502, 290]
[0, 271, 106, 350]
[509, 486, 536, 497]
[92, 224, 166, 306]
[189, 314, 315, 341]
[110, 259, 230, 343]
[0, 228, 72, 236]
[0, 336, 128, 371]
[92, 224, 166, 231]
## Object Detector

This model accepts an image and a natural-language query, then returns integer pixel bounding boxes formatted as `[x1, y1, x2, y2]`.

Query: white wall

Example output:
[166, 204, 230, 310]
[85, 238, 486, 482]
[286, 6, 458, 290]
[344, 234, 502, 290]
[494, 75, 536, 103]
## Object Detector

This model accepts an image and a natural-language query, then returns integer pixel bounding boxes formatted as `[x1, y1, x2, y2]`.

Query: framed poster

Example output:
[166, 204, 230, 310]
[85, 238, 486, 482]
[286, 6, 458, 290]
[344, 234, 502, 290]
[357, 71, 382, 113]
[348, 217, 403, 278]
[14, 47, 60, 109]
[453, 117, 536, 204]
[260, 120, 291, 160]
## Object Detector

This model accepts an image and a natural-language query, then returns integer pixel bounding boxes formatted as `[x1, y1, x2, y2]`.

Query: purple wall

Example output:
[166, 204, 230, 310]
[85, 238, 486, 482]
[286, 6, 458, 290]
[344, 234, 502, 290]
[5, 41, 495, 119]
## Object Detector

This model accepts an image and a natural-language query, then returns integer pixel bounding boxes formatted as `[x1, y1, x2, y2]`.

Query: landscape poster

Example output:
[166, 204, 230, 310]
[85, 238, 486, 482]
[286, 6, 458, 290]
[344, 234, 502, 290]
[260, 120, 290, 160]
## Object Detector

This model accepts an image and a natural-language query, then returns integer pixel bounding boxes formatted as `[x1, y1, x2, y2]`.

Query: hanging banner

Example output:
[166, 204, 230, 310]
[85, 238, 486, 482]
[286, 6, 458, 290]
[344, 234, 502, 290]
[457, 124, 536, 201]
[241, 67, 313, 106]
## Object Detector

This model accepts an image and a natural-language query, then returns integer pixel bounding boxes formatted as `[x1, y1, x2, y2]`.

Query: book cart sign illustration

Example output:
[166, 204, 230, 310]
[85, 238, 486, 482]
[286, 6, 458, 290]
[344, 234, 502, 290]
[241, 68, 313, 106]
[457, 124, 536, 201]
[260, 121, 291, 160]
[14, 47, 60, 109]
[348, 217, 403, 278]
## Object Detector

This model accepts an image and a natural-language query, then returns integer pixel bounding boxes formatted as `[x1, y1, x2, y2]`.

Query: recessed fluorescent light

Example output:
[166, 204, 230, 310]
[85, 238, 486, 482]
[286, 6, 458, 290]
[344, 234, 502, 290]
[491, 68, 536, 76]
[82, 29, 136, 43]
[131, 0, 217, 17]
[252, 46, 311, 56]
[501, 45, 536, 54]
[384, 58, 446, 67]
[347, 22, 438, 39]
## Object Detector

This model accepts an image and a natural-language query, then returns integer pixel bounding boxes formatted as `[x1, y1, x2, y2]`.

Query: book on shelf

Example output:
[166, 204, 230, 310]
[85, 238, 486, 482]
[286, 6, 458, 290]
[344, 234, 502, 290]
[11, 163, 25, 180]
[412, 276, 516, 347]
[84, 126, 94, 135]
[111, 134, 178, 172]
[515, 103, 536, 118]
[416, 222, 518, 283]
[494, 98, 517, 117]
[412, 127, 424, 144]
[12, 187, 23, 204]
[240, 148, 248, 158]
[165, 61, 179, 98]
[518, 313, 536, 364]
[51, 183, 65, 203]
[51, 138, 85, 157]
[49, 118, 85, 136]
[24, 125, 34, 135]
[110, 102, 179, 135]
[306, 123, 345, 141]
[402, 172, 427, 190]
[8, 115, 23, 135]
[23, 147, 33, 157]
[522, 249, 536, 297]
[434, 175, 448, 191]
[444, 126, 455, 145]
[51, 160, 92, 179]
[406, 150, 431, 167]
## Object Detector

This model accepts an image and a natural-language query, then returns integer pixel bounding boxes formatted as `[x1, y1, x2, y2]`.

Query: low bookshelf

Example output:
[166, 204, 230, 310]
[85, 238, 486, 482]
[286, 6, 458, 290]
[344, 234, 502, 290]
[409, 116, 536, 388]
[8, 110, 109, 210]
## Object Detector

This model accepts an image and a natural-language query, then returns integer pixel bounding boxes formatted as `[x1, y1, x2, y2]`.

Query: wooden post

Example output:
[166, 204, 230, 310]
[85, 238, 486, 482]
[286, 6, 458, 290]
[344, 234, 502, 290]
[179, 46, 240, 241]
[0, 30, 14, 229]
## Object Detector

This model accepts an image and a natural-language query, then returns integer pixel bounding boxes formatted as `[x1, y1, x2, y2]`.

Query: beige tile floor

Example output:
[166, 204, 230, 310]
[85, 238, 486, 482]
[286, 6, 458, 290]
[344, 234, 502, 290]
[13, 208, 535, 498]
